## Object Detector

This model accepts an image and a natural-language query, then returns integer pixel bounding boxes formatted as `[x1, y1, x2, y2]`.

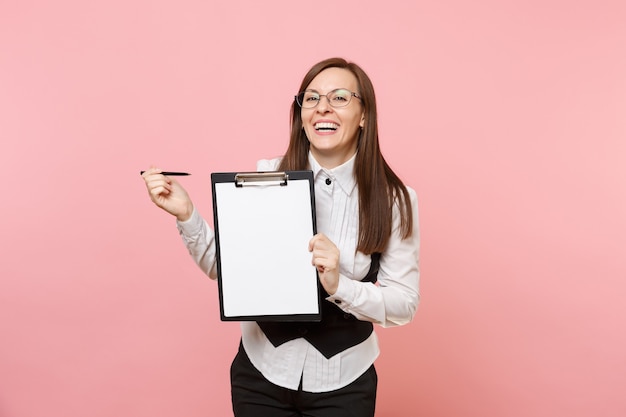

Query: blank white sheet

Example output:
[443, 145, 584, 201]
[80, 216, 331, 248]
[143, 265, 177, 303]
[214, 177, 319, 319]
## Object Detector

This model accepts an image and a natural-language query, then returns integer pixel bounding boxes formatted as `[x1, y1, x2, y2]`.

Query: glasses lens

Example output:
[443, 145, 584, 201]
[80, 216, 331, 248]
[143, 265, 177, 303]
[296, 90, 355, 108]
[327, 89, 352, 107]
[297, 91, 320, 108]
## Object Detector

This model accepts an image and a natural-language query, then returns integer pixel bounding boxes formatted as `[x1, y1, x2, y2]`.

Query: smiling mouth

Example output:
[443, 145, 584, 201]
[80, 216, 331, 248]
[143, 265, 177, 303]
[314, 122, 339, 132]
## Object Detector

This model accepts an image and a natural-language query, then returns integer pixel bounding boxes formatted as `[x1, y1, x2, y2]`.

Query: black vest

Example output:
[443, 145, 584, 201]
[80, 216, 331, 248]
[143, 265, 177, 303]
[257, 253, 381, 359]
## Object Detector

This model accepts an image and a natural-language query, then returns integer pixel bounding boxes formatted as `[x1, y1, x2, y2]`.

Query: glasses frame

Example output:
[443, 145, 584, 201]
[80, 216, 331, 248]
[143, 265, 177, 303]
[294, 88, 362, 109]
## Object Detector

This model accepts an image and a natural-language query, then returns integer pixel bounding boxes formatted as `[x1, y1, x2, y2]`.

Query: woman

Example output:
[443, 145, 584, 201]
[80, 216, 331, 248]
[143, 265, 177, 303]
[142, 57, 420, 417]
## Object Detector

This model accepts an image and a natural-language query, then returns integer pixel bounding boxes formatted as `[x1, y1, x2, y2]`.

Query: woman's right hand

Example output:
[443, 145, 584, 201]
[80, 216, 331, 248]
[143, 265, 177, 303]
[141, 167, 194, 222]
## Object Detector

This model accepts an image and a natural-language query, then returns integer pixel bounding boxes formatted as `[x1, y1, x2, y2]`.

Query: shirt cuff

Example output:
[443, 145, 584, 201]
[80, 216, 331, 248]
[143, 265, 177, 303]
[325, 274, 356, 309]
[176, 207, 203, 237]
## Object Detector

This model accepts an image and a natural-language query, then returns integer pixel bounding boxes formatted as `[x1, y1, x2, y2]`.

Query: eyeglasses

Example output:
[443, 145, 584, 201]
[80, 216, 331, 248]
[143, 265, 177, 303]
[295, 89, 361, 109]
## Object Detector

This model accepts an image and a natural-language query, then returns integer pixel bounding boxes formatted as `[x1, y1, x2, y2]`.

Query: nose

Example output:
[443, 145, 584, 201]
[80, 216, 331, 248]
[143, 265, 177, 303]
[316, 96, 332, 113]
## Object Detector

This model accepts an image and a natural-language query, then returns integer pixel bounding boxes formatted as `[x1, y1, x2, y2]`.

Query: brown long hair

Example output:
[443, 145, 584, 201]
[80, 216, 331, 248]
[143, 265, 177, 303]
[279, 57, 413, 254]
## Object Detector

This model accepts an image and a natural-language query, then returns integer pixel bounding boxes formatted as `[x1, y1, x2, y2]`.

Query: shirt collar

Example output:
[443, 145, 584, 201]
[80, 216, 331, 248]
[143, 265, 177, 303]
[307, 152, 357, 196]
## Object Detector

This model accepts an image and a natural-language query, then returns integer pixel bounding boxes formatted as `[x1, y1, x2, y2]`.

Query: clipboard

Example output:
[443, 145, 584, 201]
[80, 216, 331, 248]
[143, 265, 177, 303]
[211, 170, 321, 322]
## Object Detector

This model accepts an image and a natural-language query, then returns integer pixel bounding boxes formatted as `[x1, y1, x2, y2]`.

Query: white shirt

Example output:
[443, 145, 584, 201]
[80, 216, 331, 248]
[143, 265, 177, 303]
[176, 152, 420, 392]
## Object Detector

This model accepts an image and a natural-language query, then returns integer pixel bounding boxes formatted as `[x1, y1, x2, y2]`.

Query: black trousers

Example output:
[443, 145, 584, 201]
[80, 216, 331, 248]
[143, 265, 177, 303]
[230, 343, 377, 417]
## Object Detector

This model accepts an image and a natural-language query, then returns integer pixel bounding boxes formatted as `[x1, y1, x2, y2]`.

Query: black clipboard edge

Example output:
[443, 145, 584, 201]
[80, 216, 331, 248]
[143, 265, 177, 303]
[210, 170, 320, 322]
[219, 313, 322, 322]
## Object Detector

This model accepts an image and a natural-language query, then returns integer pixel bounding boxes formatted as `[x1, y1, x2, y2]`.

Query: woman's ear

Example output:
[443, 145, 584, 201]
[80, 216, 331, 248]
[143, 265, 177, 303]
[360, 113, 365, 128]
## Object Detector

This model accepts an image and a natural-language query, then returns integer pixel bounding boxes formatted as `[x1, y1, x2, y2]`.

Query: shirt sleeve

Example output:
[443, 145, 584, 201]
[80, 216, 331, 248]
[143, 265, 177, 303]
[176, 207, 218, 279]
[326, 188, 420, 327]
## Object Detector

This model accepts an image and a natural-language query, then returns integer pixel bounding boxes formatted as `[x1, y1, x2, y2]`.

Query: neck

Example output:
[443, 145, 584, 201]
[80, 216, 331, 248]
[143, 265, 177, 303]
[310, 149, 357, 169]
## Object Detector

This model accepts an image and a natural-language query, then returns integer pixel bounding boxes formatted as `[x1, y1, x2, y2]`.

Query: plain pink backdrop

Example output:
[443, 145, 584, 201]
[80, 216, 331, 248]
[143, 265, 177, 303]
[1, 1, 625, 416]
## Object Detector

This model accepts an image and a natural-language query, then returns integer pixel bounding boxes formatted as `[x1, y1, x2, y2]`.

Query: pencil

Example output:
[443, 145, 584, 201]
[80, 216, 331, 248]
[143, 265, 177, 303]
[140, 171, 191, 176]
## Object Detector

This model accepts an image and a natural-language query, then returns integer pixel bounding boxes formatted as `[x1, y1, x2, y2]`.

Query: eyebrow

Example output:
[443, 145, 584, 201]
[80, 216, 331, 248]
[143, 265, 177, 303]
[304, 88, 349, 93]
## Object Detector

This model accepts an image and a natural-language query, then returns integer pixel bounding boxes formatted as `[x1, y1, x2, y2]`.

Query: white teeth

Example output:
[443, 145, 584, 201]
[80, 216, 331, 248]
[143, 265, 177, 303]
[314, 122, 339, 131]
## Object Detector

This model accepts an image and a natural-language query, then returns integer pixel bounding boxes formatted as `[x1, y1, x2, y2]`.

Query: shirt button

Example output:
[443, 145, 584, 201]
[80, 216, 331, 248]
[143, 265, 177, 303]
[325, 178, 332, 185]
[334, 299, 342, 304]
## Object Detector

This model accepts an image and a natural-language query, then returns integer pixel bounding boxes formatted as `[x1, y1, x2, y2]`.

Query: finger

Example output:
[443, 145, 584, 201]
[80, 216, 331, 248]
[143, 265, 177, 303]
[146, 178, 172, 194]
[149, 184, 171, 198]
[311, 249, 335, 267]
[146, 176, 173, 198]
[144, 172, 171, 185]
[317, 262, 335, 274]
[312, 258, 328, 273]
[309, 233, 330, 251]
[144, 173, 170, 185]
[141, 167, 162, 178]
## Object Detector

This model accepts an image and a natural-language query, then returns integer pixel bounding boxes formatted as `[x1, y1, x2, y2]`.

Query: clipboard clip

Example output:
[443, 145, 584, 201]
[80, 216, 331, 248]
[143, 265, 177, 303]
[235, 172, 289, 187]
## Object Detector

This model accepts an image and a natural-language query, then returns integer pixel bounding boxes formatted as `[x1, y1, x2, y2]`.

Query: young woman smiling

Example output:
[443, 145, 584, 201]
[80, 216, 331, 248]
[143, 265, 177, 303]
[142, 57, 420, 417]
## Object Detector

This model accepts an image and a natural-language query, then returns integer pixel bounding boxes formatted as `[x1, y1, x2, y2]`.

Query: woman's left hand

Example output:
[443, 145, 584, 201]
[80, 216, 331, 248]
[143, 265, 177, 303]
[309, 234, 340, 295]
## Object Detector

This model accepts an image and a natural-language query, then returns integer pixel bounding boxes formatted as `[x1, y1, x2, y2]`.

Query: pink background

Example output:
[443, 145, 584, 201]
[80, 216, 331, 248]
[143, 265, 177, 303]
[1, 1, 625, 416]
